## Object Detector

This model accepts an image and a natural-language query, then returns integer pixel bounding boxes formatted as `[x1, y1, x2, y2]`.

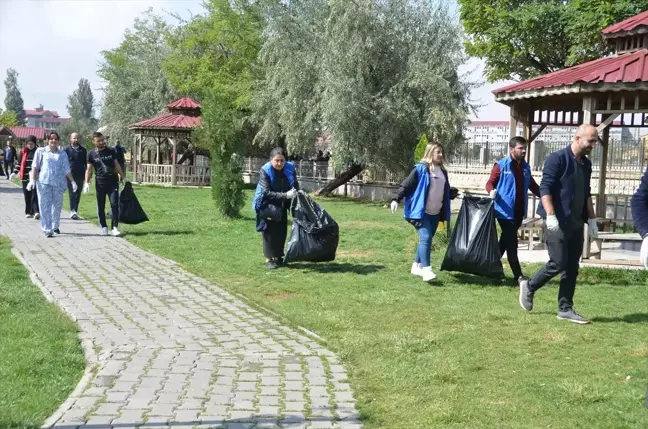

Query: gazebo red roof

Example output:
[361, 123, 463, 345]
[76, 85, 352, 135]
[8, 126, 46, 140]
[602, 10, 648, 37]
[131, 114, 201, 129]
[167, 97, 202, 109]
[130, 97, 201, 131]
[493, 49, 648, 96]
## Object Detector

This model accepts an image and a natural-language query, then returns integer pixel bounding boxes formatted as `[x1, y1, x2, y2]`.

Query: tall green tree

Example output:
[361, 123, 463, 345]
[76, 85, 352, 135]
[4, 69, 25, 125]
[195, 90, 246, 218]
[0, 108, 18, 127]
[459, 0, 648, 82]
[98, 9, 177, 148]
[256, 0, 473, 195]
[58, 78, 99, 143]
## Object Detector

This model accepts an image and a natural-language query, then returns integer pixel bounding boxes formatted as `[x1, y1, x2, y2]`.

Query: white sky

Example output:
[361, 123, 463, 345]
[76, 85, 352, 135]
[0, 0, 511, 121]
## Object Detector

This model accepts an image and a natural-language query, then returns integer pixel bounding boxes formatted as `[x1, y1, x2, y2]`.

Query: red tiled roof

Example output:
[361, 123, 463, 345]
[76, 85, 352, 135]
[9, 126, 46, 140]
[167, 97, 202, 109]
[130, 114, 201, 130]
[602, 10, 648, 36]
[493, 49, 648, 95]
[24, 109, 60, 117]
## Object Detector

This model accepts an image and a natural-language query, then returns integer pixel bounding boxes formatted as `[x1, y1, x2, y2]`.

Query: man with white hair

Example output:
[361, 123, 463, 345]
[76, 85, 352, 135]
[518, 124, 599, 324]
[65, 132, 87, 219]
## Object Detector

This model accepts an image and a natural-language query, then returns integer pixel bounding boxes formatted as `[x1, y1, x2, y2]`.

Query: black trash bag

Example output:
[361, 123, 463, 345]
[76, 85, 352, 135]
[440, 195, 504, 278]
[118, 182, 149, 225]
[284, 191, 339, 263]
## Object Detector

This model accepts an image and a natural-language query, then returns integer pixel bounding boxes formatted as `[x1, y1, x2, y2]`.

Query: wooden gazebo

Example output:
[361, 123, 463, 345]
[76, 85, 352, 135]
[129, 97, 205, 186]
[494, 10, 648, 215]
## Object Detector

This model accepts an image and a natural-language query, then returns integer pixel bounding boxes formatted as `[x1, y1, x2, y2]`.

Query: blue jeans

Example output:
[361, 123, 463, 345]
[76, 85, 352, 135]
[415, 214, 440, 268]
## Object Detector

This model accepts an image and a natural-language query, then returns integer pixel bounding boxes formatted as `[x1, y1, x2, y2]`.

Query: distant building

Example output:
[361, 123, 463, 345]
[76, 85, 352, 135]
[24, 105, 70, 131]
[465, 120, 638, 144]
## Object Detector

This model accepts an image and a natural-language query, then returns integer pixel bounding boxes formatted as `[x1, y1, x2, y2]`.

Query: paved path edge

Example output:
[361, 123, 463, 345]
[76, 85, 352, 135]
[10, 245, 100, 429]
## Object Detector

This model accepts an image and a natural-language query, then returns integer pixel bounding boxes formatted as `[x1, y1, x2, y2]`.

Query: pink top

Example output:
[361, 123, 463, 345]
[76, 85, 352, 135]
[425, 167, 446, 216]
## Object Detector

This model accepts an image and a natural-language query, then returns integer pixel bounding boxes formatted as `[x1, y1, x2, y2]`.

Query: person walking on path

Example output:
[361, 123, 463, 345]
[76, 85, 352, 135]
[84, 132, 126, 237]
[253, 147, 299, 269]
[4, 140, 17, 179]
[391, 143, 459, 282]
[518, 124, 600, 324]
[9, 135, 39, 218]
[28, 131, 78, 237]
[64, 132, 87, 220]
[486, 136, 541, 284]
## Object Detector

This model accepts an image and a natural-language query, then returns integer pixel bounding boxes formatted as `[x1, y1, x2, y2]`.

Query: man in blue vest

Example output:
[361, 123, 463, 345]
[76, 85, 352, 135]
[486, 136, 540, 285]
[518, 124, 599, 324]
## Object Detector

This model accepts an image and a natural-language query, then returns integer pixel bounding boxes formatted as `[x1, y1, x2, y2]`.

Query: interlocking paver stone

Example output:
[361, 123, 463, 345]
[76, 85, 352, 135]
[0, 180, 361, 428]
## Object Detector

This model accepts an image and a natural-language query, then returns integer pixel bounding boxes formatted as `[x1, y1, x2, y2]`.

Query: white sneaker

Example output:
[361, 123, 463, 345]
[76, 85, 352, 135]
[100, 227, 109, 236]
[25, 214, 33, 218]
[111, 227, 121, 237]
[70, 211, 80, 220]
[34, 213, 40, 220]
[411, 262, 422, 276]
[420, 266, 437, 282]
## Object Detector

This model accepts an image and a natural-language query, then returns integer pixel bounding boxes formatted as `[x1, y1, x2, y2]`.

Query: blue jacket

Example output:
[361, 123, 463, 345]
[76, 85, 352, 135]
[252, 161, 296, 211]
[631, 166, 648, 238]
[536, 146, 591, 224]
[394, 162, 453, 224]
[493, 156, 532, 220]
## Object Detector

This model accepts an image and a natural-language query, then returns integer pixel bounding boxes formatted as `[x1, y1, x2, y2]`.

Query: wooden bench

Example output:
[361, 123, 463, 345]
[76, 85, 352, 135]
[518, 218, 544, 250]
[584, 231, 643, 266]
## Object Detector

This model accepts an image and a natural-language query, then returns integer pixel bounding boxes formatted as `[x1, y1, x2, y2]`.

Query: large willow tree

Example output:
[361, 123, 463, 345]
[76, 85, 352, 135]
[255, 0, 474, 194]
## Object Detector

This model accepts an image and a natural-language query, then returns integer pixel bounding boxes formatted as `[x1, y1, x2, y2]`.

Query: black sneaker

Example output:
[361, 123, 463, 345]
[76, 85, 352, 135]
[275, 257, 285, 267]
[519, 279, 534, 311]
[557, 308, 590, 324]
[266, 260, 279, 270]
[53, 229, 60, 235]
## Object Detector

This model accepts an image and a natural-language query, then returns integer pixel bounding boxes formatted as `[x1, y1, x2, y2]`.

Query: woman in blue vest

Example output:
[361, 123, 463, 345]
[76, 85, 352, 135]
[253, 147, 299, 269]
[390, 143, 458, 281]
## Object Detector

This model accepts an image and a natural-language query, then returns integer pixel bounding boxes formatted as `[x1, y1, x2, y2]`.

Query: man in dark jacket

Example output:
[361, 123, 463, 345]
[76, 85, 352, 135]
[4, 140, 17, 179]
[518, 124, 599, 324]
[630, 166, 648, 268]
[65, 132, 87, 219]
[486, 136, 541, 284]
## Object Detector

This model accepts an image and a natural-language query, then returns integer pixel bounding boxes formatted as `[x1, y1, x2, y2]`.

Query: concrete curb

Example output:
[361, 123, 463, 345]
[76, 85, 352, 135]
[9, 247, 101, 429]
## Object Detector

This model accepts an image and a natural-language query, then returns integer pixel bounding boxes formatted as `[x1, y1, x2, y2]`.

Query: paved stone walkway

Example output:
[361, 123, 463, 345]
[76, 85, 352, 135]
[0, 181, 361, 429]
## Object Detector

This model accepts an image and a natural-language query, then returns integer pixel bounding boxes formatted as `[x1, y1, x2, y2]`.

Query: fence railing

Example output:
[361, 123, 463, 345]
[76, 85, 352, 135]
[137, 163, 211, 186]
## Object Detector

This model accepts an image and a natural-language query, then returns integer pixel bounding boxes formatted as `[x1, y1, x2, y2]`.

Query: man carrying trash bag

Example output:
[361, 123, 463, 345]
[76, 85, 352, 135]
[485, 136, 540, 285]
[518, 124, 599, 325]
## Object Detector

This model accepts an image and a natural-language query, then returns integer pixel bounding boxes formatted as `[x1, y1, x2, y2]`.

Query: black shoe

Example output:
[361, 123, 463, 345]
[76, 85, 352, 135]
[266, 260, 279, 270]
[275, 257, 285, 267]
[519, 279, 534, 311]
[53, 229, 60, 234]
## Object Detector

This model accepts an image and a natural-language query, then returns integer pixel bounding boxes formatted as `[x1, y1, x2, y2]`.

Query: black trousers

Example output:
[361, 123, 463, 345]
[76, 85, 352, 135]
[22, 180, 39, 215]
[4, 161, 13, 178]
[528, 225, 584, 311]
[498, 218, 523, 281]
[68, 176, 84, 212]
[262, 217, 288, 259]
[96, 182, 119, 229]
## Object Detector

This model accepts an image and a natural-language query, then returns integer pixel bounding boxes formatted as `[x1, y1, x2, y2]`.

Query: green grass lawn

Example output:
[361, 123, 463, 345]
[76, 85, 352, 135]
[0, 236, 85, 429]
[70, 185, 648, 429]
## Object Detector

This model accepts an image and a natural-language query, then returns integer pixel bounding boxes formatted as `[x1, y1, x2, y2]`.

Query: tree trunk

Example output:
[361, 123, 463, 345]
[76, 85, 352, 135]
[315, 163, 363, 197]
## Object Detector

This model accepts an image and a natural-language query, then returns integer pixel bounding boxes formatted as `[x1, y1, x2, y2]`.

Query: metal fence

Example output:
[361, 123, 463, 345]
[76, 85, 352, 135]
[446, 138, 648, 172]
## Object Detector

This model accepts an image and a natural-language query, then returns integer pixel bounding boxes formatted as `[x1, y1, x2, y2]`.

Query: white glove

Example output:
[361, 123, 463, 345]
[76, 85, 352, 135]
[640, 236, 648, 269]
[587, 218, 599, 238]
[83, 182, 90, 194]
[489, 189, 497, 199]
[545, 215, 560, 232]
[72, 181, 78, 193]
[9, 173, 16, 181]
[390, 201, 398, 213]
[285, 188, 297, 199]
[26, 180, 35, 191]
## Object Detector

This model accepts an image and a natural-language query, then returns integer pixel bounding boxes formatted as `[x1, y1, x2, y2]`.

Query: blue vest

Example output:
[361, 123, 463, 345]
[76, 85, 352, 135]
[494, 157, 531, 220]
[252, 161, 296, 211]
[403, 163, 451, 222]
